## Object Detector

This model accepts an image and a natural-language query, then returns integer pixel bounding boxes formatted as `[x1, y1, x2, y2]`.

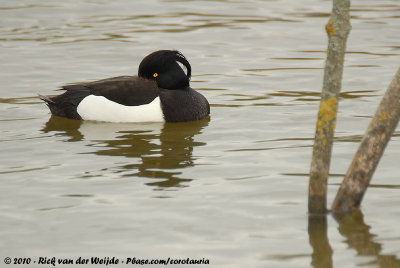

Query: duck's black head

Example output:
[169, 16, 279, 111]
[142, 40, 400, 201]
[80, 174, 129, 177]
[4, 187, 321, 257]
[138, 50, 191, 90]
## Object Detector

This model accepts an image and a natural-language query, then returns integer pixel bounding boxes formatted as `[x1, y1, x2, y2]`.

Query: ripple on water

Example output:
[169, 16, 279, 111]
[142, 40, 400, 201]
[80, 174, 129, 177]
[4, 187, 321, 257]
[1, 0, 400, 266]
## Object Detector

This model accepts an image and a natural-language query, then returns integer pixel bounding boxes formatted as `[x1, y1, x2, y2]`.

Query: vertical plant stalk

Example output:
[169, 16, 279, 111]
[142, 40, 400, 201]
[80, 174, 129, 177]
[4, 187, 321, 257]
[309, 0, 351, 214]
[332, 68, 400, 213]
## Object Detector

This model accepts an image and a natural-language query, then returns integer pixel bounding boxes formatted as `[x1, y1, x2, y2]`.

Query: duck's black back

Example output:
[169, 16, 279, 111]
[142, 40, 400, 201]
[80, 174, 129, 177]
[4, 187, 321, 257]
[64, 76, 159, 106]
[44, 76, 160, 119]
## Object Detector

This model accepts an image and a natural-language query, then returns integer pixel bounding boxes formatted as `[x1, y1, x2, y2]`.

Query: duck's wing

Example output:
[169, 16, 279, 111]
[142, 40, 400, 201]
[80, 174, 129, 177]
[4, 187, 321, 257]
[41, 76, 160, 119]
[62, 76, 160, 106]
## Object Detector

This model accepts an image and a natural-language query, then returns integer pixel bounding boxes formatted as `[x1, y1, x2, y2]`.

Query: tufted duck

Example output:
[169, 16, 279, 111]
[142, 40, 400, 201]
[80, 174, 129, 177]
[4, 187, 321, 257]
[40, 50, 210, 123]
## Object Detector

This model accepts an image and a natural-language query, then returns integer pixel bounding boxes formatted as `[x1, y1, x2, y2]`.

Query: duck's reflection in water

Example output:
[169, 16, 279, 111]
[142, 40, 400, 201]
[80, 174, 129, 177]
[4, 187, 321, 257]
[42, 116, 209, 187]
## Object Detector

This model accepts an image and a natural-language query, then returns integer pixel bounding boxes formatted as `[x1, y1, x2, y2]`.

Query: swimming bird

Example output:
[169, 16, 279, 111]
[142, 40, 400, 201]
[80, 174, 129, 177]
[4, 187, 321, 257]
[40, 50, 210, 123]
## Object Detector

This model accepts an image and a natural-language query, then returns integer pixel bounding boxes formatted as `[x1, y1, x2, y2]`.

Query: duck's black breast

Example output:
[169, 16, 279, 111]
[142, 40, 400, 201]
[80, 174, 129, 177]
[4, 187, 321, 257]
[159, 87, 210, 122]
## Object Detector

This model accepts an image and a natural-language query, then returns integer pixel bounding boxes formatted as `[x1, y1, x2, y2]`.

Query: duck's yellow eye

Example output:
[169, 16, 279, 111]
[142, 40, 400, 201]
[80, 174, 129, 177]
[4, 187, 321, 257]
[153, 73, 158, 78]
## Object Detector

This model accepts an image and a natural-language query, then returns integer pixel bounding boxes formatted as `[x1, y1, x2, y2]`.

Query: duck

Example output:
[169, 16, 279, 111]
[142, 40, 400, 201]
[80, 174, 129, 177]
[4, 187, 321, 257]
[40, 50, 210, 123]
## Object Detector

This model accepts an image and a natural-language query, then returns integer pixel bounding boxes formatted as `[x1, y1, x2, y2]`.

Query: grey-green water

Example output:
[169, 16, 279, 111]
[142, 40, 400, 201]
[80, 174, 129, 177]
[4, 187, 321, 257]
[1, 0, 400, 267]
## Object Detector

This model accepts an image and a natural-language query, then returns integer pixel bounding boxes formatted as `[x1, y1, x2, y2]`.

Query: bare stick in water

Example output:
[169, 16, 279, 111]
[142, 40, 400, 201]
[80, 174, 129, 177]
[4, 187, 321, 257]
[308, 0, 351, 214]
[332, 68, 400, 213]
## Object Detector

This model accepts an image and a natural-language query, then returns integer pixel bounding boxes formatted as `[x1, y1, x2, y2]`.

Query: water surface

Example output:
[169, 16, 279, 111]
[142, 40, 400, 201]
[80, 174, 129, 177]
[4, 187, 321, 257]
[1, 0, 400, 267]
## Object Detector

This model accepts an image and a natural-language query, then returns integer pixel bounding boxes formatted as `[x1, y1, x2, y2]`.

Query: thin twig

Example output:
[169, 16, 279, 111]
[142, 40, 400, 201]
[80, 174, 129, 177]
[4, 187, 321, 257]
[332, 68, 400, 212]
[308, 0, 351, 214]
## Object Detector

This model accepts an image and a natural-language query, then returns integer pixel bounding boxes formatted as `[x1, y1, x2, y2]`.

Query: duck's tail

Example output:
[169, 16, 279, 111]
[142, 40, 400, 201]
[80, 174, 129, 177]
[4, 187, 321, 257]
[38, 94, 55, 104]
[39, 91, 88, 120]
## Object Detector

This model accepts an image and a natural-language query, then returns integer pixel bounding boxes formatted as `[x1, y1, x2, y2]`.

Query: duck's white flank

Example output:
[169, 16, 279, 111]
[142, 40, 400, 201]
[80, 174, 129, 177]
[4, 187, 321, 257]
[77, 95, 165, 123]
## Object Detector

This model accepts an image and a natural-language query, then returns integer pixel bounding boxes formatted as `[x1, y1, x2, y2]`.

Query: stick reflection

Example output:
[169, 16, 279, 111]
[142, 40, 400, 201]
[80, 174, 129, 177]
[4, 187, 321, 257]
[334, 210, 400, 267]
[309, 210, 400, 268]
[308, 215, 332, 268]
